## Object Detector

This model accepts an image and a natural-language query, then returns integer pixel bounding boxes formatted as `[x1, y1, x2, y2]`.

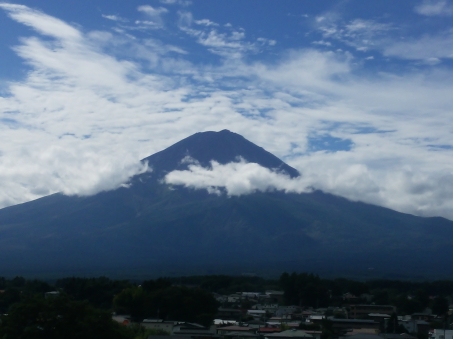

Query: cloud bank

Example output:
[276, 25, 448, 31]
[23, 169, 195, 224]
[164, 158, 312, 196]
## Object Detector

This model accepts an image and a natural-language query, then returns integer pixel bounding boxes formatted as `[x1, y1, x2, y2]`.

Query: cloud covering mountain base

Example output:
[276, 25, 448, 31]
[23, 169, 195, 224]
[164, 158, 312, 196]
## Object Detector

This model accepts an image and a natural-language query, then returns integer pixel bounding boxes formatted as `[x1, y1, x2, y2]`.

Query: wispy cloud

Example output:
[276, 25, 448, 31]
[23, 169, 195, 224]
[102, 14, 128, 22]
[314, 13, 453, 62]
[137, 5, 168, 29]
[160, 0, 191, 6]
[415, 0, 453, 16]
[195, 19, 218, 27]
[382, 31, 453, 60]
[179, 13, 270, 59]
[315, 15, 394, 53]
[0, 3, 81, 40]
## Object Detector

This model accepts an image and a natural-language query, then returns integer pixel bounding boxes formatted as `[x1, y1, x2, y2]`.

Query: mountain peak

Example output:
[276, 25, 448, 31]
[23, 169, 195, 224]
[143, 130, 300, 178]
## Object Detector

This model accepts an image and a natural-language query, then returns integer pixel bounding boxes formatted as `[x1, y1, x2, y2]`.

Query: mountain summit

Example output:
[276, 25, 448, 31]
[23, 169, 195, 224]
[142, 129, 300, 178]
[0, 130, 452, 278]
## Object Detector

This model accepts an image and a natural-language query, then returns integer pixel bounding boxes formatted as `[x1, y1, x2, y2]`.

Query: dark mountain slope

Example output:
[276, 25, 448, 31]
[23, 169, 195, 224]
[0, 130, 452, 278]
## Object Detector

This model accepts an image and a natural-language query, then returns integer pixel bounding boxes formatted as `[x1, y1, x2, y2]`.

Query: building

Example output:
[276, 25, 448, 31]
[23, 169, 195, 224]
[141, 319, 174, 333]
[173, 322, 216, 337]
[217, 308, 244, 320]
[349, 306, 396, 319]
[431, 329, 453, 339]
[399, 319, 430, 335]
[216, 325, 256, 336]
[330, 319, 380, 331]
[247, 310, 267, 320]
[266, 291, 285, 304]
[265, 329, 314, 339]
[411, 313, 435, 322]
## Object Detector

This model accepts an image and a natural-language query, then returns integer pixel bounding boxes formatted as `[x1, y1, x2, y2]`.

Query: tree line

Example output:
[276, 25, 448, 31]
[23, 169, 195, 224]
[279, 272, 451, 316]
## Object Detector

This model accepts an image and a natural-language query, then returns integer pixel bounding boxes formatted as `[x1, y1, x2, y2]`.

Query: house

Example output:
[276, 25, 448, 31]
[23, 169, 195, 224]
[266, 291, 285, 304]
[304, 330, 322, 339]
[247, 310, 267, 320]
[253, 304, 279, 313]
[276, 306, 302, 319]
[45, 291, 60, 299]
[339, 334, 382, 339]
[243, 320, 267, 329]
[306, 315, 325, 324]
[330, 319, 380, 331]
[380, 334, 417, 339]
[368, 313, 391, 322]
[242, 292, 261, 299]
[431, 329, 453, 339]
[258, 328, 282, 335]
[112, 315, 131, 326]
[173, 322, 216, 337]
[216, 325, 256, 336]
[217, 308, 244, 320]
[223, 332, 260, 339]
[265, 329, 313, 339]
[149, 336, 218, 339]
[399, 319, 430, 335]
[343, 294, 360, 304]
[349, 305, 396, 319]
[141, 319, 174, 333]
[411, 313, 435, 322]
[214, 319, 237, 326]
[342, 329, 378, 336]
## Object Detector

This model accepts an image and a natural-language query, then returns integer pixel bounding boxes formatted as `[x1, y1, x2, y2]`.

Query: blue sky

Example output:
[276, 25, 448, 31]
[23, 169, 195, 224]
[1, 0, 453, 219]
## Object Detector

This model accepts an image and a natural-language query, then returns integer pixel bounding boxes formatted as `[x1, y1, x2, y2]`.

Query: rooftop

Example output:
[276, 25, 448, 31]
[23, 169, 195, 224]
[265, 330, 313, 338]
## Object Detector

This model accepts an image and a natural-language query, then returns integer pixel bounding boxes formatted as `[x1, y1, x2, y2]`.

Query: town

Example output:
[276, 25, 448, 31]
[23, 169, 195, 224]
[0, 273, 452, 339]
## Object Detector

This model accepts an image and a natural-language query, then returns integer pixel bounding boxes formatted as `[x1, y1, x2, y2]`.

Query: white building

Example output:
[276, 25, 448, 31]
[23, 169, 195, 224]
[431, 329, 453, 339]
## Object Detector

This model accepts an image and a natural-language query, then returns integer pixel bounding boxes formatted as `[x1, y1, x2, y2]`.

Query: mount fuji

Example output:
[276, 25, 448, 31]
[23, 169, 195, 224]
[0, 130, 452, 278]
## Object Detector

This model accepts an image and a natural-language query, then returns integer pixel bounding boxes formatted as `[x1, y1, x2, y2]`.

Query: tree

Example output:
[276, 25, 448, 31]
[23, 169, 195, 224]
[113, 286, 151, 322]
[114, 284, 219, 326]
[386, 312, 406, 334]
[0, 294, 132, 339]
[432, 296, 449, 317]
[320, 319, 335, 339]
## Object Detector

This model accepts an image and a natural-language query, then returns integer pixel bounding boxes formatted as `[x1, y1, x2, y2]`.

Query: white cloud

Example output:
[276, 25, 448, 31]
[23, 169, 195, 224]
[415, 0, 453, 16]
[0, 3, 81, 40]
[102, 14, 128, 22]
[288, 151, 453, 219]
[195, 19, 218, 27]
[165, 158, 312, 196]
[138, 5, 168, 16]
[257, 37, 276, 46]
[160, 0, 191, 6]
[312, 40, 332, 46]
[382, 31, 453, 60]
[316, 16, 394, 53]
[137, 5, 168, 28]
[177, 10, 193, 27]
[181, 25, 255, 59]
[315, 13, 453, 62]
